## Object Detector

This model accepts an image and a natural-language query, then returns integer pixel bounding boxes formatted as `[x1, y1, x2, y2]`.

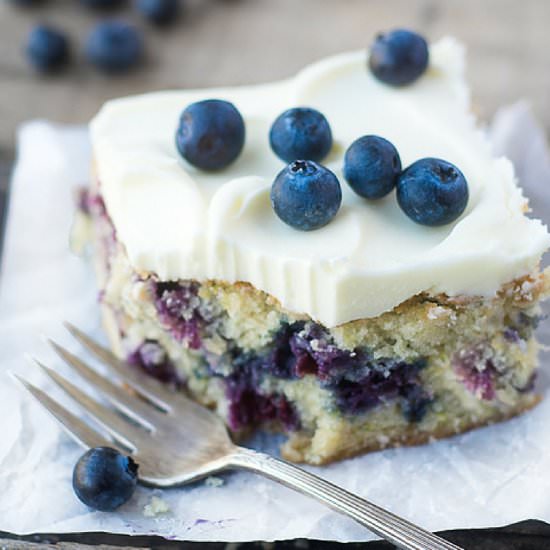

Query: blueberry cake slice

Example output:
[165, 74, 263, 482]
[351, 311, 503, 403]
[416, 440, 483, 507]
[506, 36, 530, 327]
[81, 33, 550, 465]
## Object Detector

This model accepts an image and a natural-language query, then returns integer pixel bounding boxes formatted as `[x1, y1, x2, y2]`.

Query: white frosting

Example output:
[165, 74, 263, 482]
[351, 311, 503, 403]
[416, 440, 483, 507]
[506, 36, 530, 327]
[90, 38, 550, 327]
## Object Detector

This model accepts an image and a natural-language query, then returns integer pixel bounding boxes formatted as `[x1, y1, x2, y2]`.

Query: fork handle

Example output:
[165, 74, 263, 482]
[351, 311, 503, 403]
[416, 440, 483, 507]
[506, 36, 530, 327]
[228, 447, 462, 550]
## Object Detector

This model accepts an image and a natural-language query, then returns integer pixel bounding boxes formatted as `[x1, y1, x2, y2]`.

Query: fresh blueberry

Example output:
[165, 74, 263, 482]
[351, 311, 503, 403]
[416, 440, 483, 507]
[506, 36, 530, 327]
[269, 107, 333, 163]
[369, 29, 429, 86]
[73, 447, 138, 512]
[176, 99, 245, 171]
[80, 0, 124, 9]
[343, 135, 401, 199]
[137, 0, 180, 25]
[397, 158, 469, 226]
[86, 21, 143, 74]
[26, 25, 70, 73]
[271, 160, 341, 231]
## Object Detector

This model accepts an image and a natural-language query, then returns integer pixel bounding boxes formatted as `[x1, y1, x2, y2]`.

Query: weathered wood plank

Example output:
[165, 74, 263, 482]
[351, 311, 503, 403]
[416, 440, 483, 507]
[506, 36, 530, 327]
[0, 0, 549, 157]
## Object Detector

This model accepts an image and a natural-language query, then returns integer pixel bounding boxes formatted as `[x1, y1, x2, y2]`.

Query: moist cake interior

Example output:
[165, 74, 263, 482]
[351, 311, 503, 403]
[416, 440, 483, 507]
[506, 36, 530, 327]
[76, 190, 547, 464]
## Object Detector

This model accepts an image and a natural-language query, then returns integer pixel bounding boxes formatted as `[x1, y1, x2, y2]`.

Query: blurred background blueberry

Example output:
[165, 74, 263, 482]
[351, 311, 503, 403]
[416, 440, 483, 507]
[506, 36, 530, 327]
[26, 24, 70, 72]
[80, 0, 125, 10]
[137, 0, 180, 25]
[85, 20, 143, 73]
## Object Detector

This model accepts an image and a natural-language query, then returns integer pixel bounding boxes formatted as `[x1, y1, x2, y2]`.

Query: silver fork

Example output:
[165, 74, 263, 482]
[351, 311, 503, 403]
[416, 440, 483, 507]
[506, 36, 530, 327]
[14, 323, 462, 550]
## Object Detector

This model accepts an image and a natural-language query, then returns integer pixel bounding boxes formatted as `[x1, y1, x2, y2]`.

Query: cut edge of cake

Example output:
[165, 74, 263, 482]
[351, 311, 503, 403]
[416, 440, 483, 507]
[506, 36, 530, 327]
[74, 188, 549, 464]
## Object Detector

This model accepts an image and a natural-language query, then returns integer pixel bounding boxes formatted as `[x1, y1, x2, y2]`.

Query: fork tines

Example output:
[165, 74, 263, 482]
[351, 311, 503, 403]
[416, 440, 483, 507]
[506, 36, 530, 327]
[13, 324, 171, 455]
[12, 372, 117, 451]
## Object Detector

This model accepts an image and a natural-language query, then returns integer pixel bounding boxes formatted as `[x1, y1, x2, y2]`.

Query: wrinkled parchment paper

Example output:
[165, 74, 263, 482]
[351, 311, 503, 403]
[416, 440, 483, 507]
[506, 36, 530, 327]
[1, 102, 549, 542]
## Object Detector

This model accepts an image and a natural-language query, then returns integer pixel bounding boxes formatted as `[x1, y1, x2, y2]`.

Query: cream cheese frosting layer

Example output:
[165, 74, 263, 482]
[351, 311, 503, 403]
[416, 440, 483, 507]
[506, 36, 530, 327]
[90, 38, 550, 327]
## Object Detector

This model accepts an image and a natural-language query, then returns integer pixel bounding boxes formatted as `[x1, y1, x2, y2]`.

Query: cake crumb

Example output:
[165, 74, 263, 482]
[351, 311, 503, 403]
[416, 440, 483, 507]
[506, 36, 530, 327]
[143, 496, 170, 517]
[427, 305, 446, 320]
[205, 476, 225, 488]
[520, 280, 535, 301]
[427, 305, 456, 322]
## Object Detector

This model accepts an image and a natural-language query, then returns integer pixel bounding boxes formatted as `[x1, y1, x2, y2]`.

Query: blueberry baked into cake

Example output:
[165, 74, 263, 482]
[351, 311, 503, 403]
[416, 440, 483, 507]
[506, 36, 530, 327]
[80, 30, 550, 464]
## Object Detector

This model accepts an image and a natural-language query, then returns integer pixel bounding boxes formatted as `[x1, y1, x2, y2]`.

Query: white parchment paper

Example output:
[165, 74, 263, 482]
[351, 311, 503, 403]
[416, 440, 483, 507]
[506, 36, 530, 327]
[1, 103, 550, 542]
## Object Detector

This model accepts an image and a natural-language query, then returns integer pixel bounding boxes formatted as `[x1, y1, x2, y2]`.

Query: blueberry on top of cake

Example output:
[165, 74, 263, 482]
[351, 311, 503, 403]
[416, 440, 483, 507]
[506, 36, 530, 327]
[84, 32, 550, 465]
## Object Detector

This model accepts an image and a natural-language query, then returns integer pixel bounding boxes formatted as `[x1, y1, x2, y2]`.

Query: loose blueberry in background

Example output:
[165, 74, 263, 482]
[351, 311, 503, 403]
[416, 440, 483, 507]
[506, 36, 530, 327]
[80, 0, 124, 9]
[271, 160, 342, 231]
[137, 0, 180, 25]
[73, 447, 138, 512]
[369, 29, 429, 86]
[269, 107, 333, 163]
[343, 135, 401, 199]
[26, 25, 70, 73]
[176, 99, 245, 171]
[397, 158, 469, 226]
[86, 21, 143, 74]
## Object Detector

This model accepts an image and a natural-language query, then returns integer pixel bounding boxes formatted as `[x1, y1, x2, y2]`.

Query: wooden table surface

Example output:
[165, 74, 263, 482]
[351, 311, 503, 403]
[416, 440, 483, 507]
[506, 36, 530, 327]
[1, 0, 549, 160]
